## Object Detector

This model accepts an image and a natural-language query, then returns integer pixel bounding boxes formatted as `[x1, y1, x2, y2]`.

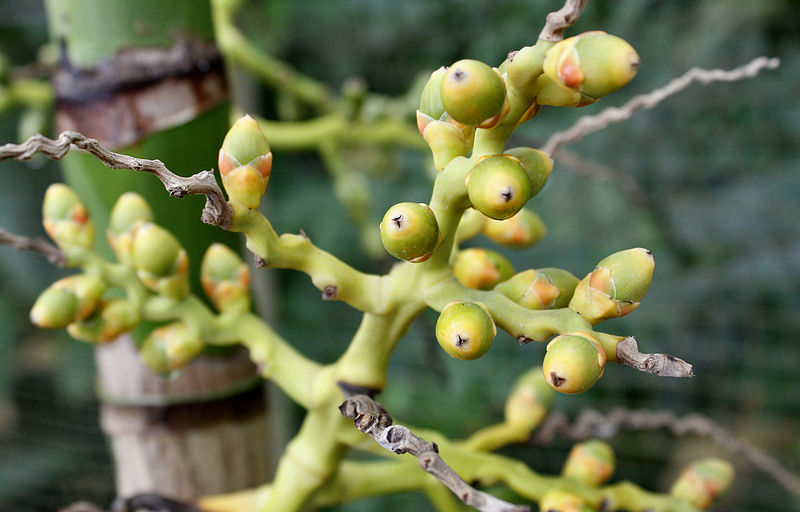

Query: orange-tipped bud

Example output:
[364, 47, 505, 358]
[482, 209, 546, 248]
[201, 243, 251, 314]
[107, 192, 153, 265]
[452, 247, 514, 290]
[42, 183, 94, 250]
[562, 439, 616, 486]
[504, 367, 554, 432]
[140, 322, 204, 374]
[671, 458, 734, 509]
[218, 115, 273, 209]
[67, 298, 140, 343]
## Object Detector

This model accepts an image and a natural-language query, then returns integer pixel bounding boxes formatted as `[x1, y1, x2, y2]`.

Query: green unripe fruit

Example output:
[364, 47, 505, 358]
[574, 32, 639, 99]
[56, 275, 106, 321]
[504, 367, 554, 432]
[494, 269, 561, 310]
[30, 286, 79, 328]
[435, 301, 496, 360]
[418, 66, 447, 120]
[467, 155, 531, 220]
[504, 147, 553, 198]
[539, 489, 593, 512]
[140, 322, 204, 374]
[452, 248, 514, 290]
[132, 223, 183, 277]
[380, 202, 439, 262]
[482, 209, 546, 248]
[441, 59, 506, 127]
[542, 333, 607, 394]
[42, 183, 94, 249]
[201, 243, 251, 314]
[671, 458, 734, 509]
[562, 439, 616, 486]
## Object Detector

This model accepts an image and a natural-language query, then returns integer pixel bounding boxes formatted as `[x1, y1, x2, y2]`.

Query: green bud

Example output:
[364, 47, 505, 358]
[452, 247, 514, 290]
[380, 202, 439, 263]
[218, 115, 273, 209]
[42, 183, 94, 249]
[670, 458, 734, 509]
[435, 301, 496, 360]
[504, 147, 553, 198]
[494, 269, 561, 310]
[441, 59, 507, 128]
[201, 243, 251, 314]
[537, 267, 580, 309]
[418, 66, 448, 120]
[482, 209, 546, 247]
[56, 275, 105, 321]
[30, 286, 79, 329]
[67, 298, 140, 343]
[574, 32, 639, 100]
[107, 192, 153, 265]
[417, 113, 474, 170]
[140, 322, 204, 374]
[542, 332, 607, 394]
[562, 439, 616, 486]
[503, 367, 554, 432]
[455, 208, 486, 243]
[539, 489, 593, 512]
[569, 248, 654, 323]
[132, 223, 190, 299]
[466, 155, 531, 220]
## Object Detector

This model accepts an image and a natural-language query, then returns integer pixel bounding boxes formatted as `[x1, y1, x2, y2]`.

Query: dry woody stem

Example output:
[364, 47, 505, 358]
[538, 0, 588, 42]
[0, 228, 66, 266]
[340, 395, 530, 512]
[616, 336, 694, 378]
[532, 407, 800, 497]
[0, 132, 233, 229]
[542, 56, 781, 154]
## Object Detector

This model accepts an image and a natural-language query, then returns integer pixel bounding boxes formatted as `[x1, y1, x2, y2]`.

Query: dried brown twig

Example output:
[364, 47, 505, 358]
[0, 228, 65, 266]
[538, 0, 588, 42]
[340, 394, 530, 512]
[616, 337, 694, 378]
[542, 56, 780, 155]
[0, 132, 232, 229]
[531, 407, 800, 497]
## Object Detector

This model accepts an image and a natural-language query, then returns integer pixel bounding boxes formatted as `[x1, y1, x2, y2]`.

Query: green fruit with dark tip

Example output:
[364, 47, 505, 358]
[435, 301, 496, 360]
[380, 202, 439, 262]
[467, 155, 531, 220]
[542, 333, 606, 394]
[441, 59, 506, 126]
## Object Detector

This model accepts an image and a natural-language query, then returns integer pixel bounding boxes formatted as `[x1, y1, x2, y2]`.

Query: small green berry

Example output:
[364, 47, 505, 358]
[441, 59, 507, 127]
[132, 223, 190, 299]
[562, 439, 616, 486]
[671, 458, 734, 509]
[542, 333, 607, 394]
[435, 301, 496, 360]
[30, 286, 79, 329]
[466, 155, 531, 220]
[380, 202, 439, 262]
[452, 247, 514, 290]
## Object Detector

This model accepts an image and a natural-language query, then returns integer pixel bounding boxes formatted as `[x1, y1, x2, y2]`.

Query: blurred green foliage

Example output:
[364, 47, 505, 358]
[1, 0, 798, 510]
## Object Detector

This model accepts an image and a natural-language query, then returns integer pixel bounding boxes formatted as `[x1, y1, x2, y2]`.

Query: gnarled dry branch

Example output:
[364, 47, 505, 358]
[0, 228, 66, 267]
[0, 132, 233, 229]
[531, 408, 800, 497]
[616, 336, 694, 378]
[542, 56, 781, 154]
[539, 0, 588, 42]
[340, 394, 530, 512]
